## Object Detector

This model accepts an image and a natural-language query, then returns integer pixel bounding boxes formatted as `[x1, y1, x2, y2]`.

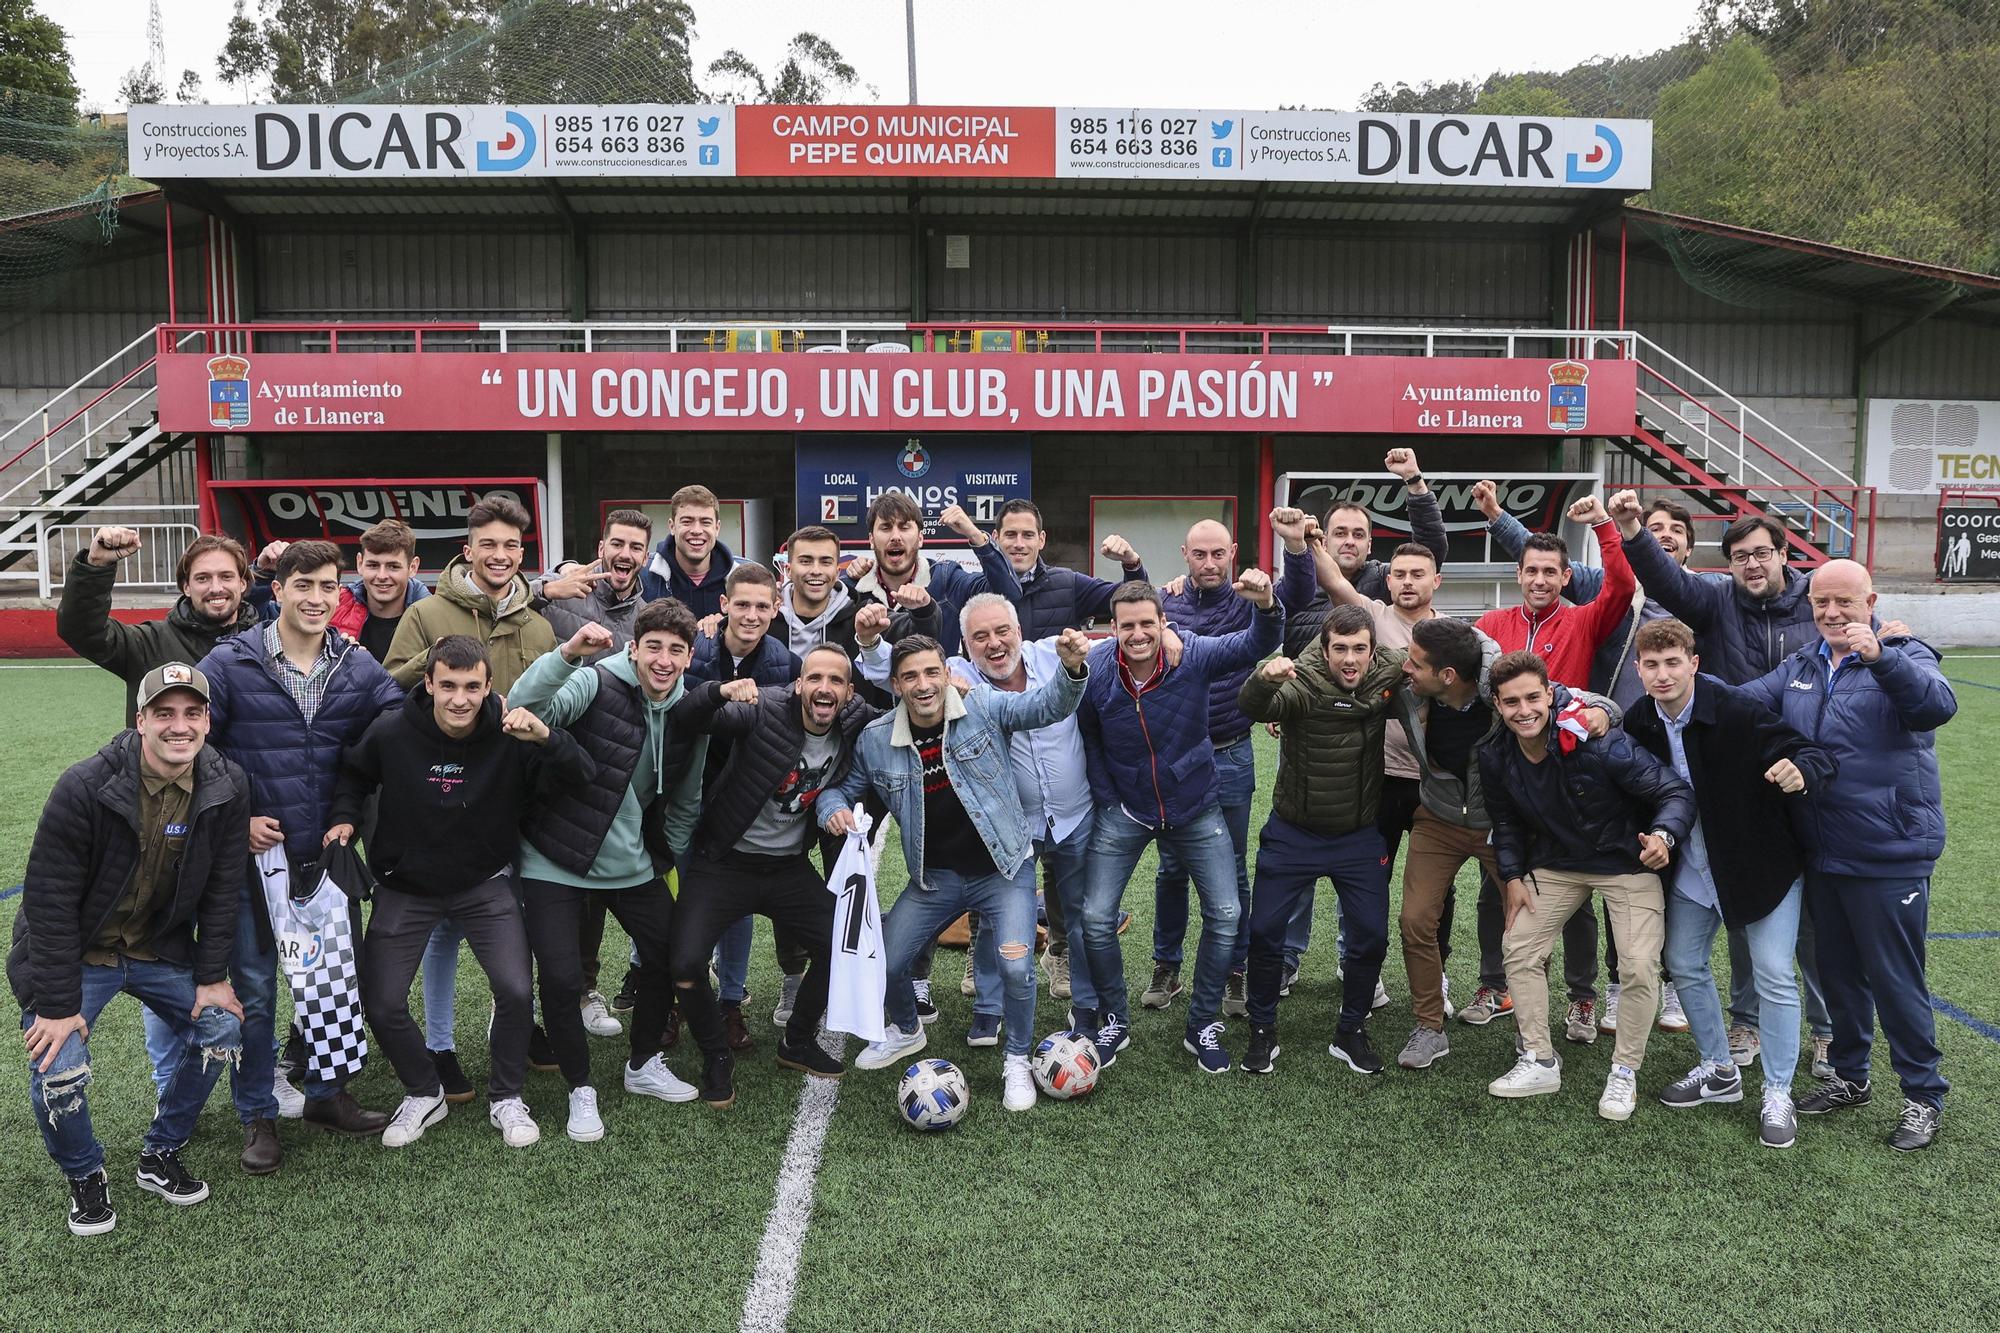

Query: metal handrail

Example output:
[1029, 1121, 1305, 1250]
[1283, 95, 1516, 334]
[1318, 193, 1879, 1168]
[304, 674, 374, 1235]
[1634, 387, 1857, 546]
[0, 325, 159, 454]
[1627, 330, 1859, 487]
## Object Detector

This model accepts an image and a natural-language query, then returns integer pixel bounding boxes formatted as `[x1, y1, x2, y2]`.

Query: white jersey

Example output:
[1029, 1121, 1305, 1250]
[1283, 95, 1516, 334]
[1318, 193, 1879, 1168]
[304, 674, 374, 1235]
[259, 846, 369, 1083]
[823, 814, 887, 1042]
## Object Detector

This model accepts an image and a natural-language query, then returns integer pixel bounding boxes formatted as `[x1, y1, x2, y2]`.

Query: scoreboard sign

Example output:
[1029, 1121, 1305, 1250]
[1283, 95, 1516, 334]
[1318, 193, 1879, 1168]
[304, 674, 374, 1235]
[795, 435, 1032, 540]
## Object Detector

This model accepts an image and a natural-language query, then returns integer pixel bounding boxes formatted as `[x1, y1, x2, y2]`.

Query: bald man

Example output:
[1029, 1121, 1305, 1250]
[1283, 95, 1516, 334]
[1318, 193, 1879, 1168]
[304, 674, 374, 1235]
[1740, 560, 1956, 1152]
[1149, 520, 1316, 1017]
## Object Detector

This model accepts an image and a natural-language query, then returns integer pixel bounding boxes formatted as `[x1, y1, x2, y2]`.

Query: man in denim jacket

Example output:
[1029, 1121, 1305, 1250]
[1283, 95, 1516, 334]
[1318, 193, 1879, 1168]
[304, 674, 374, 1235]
[822, 630, 1090, 1113]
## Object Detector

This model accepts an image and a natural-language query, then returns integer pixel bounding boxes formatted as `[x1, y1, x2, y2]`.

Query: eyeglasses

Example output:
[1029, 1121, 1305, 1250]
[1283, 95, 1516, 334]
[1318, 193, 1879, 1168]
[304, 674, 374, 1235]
[1728, 547, 1779, 566]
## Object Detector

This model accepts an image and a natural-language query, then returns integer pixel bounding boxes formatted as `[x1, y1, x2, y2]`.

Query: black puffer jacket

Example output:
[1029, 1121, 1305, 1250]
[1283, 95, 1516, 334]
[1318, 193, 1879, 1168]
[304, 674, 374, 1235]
[670, 680, 879, 859]
[1237, 642, 1403, 836]
[8, 733, 250, 1018]
[1478, 715, 1696, 884]
[57, 551, 262, 721]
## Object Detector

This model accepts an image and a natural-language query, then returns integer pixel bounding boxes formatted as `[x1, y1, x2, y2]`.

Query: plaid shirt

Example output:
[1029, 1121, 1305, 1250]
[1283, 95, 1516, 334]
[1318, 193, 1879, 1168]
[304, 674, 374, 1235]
[264, 621, 338, 726]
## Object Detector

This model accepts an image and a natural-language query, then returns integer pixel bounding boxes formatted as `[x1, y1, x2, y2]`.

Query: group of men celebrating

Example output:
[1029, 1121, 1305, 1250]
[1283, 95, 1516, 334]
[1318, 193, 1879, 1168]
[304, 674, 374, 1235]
[15, 452, 1958, 1238]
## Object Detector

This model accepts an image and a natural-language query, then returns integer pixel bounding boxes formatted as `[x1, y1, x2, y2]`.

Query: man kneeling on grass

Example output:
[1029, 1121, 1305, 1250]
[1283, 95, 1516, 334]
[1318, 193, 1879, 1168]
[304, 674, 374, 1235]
[13, 663, 249, 1236]
[1478, 651, 1695, 1122]
[327, 635, 590, 1149]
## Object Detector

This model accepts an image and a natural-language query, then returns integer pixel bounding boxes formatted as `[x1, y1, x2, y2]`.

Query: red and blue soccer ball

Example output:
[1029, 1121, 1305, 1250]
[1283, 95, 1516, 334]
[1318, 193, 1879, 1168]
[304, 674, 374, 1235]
[1031, 1031, 1100, 1100]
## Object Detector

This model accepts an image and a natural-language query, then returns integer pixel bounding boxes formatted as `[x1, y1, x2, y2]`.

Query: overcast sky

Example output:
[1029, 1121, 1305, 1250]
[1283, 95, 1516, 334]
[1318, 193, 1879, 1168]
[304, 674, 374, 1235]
[65, 0, 1703, 111]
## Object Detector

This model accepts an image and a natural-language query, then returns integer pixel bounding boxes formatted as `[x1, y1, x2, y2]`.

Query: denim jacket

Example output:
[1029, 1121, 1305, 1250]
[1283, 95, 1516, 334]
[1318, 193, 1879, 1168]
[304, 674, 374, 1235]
[821, 662, 1086, 883]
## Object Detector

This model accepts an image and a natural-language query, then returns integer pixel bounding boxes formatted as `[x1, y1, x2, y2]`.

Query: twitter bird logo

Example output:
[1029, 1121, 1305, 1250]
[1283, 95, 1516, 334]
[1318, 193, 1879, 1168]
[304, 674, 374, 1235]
[697, 115, 720, 136]
[1211, 119, 1234, 139]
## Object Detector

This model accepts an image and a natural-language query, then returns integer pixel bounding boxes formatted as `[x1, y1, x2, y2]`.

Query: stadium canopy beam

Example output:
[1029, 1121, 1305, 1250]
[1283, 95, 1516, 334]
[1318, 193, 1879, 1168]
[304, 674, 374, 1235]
[542, 182, 588, 322]
[1238, 183, 1269, 324]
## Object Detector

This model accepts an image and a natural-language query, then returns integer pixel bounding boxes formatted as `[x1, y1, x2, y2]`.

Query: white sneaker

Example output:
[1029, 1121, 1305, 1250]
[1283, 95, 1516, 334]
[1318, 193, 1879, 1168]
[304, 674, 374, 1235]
[580, 991, 622, 1038]
[1371, 979, 1390, 1011]
[1599, 983, 1622, 1033]
[1441, 976, 1455, 1021]
[855, 1024, 928, 1071]
[1658, 983, 1690, 1033]
[488, 1097, 540, 1148]
[1488, 1052, 1562, 1099]
[381, 1092, 447, 1148]
[1002, 1053, 1037, 1112]
[566, 1086, 605, 1142]
[1599, 1065, 1639, 1121]
[772, 972, 804, 1028]
[273, 1071, 306, 1120]
[623, 1053, 699, 1103]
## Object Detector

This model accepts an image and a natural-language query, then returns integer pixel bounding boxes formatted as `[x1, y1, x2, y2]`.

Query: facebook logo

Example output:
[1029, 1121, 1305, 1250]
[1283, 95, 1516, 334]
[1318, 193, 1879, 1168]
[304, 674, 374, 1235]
[698, 144, 720, 166]
[1211, 146, 1232, 168]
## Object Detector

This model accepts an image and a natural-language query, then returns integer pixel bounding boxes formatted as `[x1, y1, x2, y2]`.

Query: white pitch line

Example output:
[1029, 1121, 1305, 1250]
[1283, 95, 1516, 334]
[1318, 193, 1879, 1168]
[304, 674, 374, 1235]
[0, 662, 97, 669]
[739, 1064, 841, 1333]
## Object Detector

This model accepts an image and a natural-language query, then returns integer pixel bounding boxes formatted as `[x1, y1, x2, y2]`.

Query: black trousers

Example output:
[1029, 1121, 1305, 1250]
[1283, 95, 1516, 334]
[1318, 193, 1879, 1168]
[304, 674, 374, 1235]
[363, 874, 533, 1102]
[667, 848, 834, 1054]
[522, 876, 675, 1087]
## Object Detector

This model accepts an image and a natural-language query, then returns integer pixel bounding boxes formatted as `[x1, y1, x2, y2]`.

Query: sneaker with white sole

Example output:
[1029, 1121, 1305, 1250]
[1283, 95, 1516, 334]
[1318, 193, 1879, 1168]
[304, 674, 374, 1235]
[1047, 951, 1072, 1001]
[1658, 1060, 1744, 1108]
[67, 1169, 116, 1236]
[1458, 985, 1513, 1026]
[1598, 1065, 1639, 1121]
[1889, 1099, 1940, 1152]
[960, 951, 977, 997]
[134, 1148, 209, 1205]
[1441, 976, 1455, 1021]
[1184, 1021, 1232, 1074]
[1565, 999, 1600, 1044]
[624, 1053, 699, 1103]
[911, 979, 938, 1026]
[856, 1025, 927, 1072]
[772, 972, 804, 1028]
[1760, 1089, 1798, 1149]
[381, 1092, 448, 1148]
[1094, 1014, 1131, 1070]
[1002, 1053, 1037, 1111]
[1371, 979, 1390, 1011]
[1598, 984, 1621, 1033]
[273, 1070, 306, 1120]
[1222, 973, 1249, 1017]
[566, 1086, 605, 1142]
[1398, 1026, 1450, 1070]
[489, 1097, 540, 1148]
[965, 1013, 1001, 1048]
[1140, 963, 1182, 1009]
[1488, 1052, 1561, 1098]
[1727, 1023, 1760, 1067]
[1811, 1035, 1833, 1081]
[1657, 983, 1689, 1033]
[581, 991, 623, 1038]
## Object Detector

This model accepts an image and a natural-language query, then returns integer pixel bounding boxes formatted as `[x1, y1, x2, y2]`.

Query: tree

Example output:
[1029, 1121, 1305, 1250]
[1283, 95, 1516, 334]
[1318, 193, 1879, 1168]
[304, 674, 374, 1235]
[117, 64, 165, 106]
[176, 68, 206, 103]
[1358, 79, 1479, 114]
[707, 32, 857, 104]
[0, 0, 80, 115]
[1649, 35, 1782, 219]
[259, 0, 473, 101]
[1475, 76, 1574, 117]
[216, 0, 268, 101]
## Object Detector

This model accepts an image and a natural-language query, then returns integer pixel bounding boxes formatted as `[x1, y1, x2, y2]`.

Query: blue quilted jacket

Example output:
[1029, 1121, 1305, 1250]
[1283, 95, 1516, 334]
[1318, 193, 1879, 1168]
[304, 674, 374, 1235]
[979, 558, 1149, 639]
[1077, 604, 1282, 827]
[197, 627, 405, 867]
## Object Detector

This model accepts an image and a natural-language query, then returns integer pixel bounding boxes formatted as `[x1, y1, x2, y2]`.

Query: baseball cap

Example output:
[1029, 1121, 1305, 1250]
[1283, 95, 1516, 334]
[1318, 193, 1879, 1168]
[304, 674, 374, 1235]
[137, 662, 211, 710]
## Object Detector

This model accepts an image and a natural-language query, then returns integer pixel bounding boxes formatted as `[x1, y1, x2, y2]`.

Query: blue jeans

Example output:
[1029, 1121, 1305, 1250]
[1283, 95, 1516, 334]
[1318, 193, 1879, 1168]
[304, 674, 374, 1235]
[1245, 817, 1388, 1031]
[422, 920, 463, 1051]
[1152, 736, 1264, 974]
[883, 863, 1039, 1056]
[24, 958, 242, 1179]
[1725, 906, 1832, 1040]
[1089, 801, 1239, 1025]
[712, 916, 754, 1007]
[1664, 881, 1802, 1092]
[971, 820, 1094, 1017]
[1808, 871, 1947, 1108]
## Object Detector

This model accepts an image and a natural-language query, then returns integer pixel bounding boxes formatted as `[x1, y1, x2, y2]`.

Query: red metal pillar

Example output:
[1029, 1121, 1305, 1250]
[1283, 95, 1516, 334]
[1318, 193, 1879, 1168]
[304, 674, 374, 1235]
[1618, 214, 1628, 341]
[1256, 434, 1275, 569]
[163, 198, 177, 323]
[194, 436, 216, 532]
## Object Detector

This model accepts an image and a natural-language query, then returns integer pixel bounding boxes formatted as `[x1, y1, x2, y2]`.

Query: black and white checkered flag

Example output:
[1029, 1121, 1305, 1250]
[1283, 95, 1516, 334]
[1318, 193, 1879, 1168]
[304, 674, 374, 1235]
[258, 845, 372, 1084]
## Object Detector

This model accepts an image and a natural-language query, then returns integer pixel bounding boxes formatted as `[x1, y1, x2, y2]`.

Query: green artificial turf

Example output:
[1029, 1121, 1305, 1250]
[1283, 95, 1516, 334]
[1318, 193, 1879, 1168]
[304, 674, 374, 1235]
[1, 656, 1996, 1330]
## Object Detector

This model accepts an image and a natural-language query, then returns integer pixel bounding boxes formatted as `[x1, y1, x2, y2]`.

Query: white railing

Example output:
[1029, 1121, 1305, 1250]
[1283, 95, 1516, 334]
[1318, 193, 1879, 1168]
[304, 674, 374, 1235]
[0, 507, 200, 599]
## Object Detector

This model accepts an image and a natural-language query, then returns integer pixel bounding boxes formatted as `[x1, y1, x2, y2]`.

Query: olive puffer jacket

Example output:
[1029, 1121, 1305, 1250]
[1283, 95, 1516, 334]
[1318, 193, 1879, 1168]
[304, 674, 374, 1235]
[1237, 641, 1404, 836]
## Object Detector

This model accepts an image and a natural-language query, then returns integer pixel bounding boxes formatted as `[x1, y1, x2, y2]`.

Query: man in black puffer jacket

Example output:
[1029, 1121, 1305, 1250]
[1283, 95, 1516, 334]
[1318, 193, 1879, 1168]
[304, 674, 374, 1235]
[1478, 650, 1694, 1124]
[663, 645, 882, 1108]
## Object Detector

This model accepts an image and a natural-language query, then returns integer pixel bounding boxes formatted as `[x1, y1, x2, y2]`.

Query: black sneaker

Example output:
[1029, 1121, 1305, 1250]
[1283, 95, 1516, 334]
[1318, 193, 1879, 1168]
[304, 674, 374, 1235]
[913, 978, 939, 1025]
[1278, 965, 1299, 998]
[699, 1049, 736, 1109]
[527, 1025, 560, 1073]
[611, 967, 639, 1015]
[1658, 1061, 1744, 1108]
[135, 1149, 210, 1206]
[1243, 1025, 1280, 1075]
[1797, 1075, 1871, 1115]
[776, 1038, 845, 1080]
[1328, 1027, 1383, 1076]
[67, 1169, 116, 1236]
[279, 1025, 307, 1082]
[431, 1049, 475, 1104]
[1889, 1099, 1940, 1152]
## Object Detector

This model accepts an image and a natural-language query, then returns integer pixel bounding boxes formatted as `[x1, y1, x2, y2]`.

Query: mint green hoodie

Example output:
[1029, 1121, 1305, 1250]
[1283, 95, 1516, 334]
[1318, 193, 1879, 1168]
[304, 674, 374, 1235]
[510, 649, 706, 890]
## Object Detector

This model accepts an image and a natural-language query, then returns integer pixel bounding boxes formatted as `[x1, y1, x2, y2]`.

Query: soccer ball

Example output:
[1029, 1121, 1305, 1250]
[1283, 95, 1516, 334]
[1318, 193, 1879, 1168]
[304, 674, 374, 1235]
[897, 1059, 970, 1131]
[1031, 1031, 1100, 1100]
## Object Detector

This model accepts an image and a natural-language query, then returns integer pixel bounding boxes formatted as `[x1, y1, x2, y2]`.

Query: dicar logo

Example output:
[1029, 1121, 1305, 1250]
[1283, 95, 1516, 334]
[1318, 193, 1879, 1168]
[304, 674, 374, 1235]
[477, 111, 537, 172]
[1564, 123, 1623, 184]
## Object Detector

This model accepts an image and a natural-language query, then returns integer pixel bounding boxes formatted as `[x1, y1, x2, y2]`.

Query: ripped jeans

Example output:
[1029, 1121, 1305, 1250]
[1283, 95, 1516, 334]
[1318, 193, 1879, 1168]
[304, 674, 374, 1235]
[24, 957, 243, 1180]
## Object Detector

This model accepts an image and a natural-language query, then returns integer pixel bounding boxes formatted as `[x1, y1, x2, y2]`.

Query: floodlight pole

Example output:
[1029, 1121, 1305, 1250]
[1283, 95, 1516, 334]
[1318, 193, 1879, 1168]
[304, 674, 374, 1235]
[905, 0, 919, 103]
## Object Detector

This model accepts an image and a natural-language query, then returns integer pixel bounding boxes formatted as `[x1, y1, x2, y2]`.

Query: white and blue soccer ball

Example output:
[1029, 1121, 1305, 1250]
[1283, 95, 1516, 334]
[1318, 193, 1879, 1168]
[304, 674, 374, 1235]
[897, 1058, 970, 1130]
[1031, 1031, 1101, 1100]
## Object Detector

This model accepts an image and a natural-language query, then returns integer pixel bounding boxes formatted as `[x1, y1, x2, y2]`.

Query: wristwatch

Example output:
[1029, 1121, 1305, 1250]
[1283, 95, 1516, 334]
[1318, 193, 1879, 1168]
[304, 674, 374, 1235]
[1649, 829, 1677, 850]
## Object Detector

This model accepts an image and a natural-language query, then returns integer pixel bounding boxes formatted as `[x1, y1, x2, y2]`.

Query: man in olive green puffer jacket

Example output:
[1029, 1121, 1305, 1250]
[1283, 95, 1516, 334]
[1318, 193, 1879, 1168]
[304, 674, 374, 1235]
[1234, 602, 1405, 1077]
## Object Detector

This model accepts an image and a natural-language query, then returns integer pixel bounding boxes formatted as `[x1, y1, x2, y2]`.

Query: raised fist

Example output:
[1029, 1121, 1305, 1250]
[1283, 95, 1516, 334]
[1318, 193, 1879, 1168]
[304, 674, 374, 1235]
[1566, 494, 1610, 527]
[718, 678, 760, 704]
[1471, 480, 1502, 521]
[1100, 534, 1139, 568]
[853, 602, 891, 644]
[696, 612, 724, 639]
[1056, 627, 1090, 671]
[88, 526, 141, 567]
[1261, 656, 1297, 682]
[892, 583, 933, 610]
[501, 707, 549, 743]
[254, 539, 289, 573]
[1383, 448, 1421, 480]
[1233, 567, 1275, 609]
[1608, 490, 1643, 527]
[937, 504, 981, 540]
[1268, 507, 1309, 549]
[562, 621, 615, 663]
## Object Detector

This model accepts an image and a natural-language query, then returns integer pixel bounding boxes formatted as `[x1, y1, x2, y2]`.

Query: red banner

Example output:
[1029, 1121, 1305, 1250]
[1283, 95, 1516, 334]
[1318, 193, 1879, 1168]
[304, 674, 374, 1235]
[734, 105, 1056, 176]
[157, 351, 1637, 436]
